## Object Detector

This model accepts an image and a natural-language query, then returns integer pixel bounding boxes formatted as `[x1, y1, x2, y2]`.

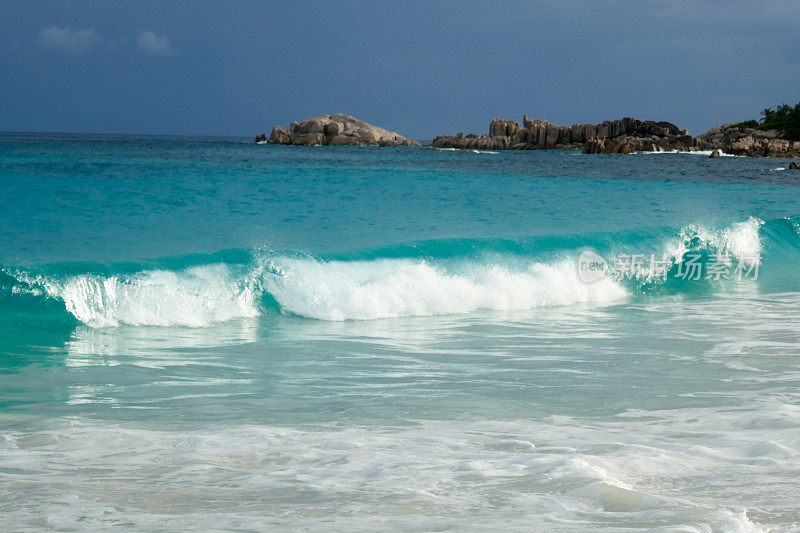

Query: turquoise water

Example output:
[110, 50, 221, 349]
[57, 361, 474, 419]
[2, 133, 800, 530]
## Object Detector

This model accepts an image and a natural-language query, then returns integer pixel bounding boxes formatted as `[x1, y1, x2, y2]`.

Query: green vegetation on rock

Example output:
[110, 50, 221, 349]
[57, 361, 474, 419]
[730, 102, 800, 140]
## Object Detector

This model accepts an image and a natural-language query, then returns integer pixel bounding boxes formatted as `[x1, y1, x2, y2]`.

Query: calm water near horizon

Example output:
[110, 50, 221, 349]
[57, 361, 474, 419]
[2, 133, 800, 530]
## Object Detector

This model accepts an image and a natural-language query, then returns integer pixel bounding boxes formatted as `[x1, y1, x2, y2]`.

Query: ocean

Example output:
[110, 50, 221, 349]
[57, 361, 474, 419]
[1, 132, 799, 531]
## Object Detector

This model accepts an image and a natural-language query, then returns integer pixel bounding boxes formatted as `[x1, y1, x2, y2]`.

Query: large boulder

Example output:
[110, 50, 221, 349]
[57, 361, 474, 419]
[766, 139, 791, 157]
[570, 124, 584, 143]
[330, 133, 357, 146]
[729, 135, 758, 156]
[261, 114, 419, 147]
[545, 125, 560, 148]
[324, 121, 343, 137]
[583, 138, 605, 154]
[292, 132, 325, 146]
[523, 115, 535, 129]
[490, 118, 519, 137]
[267, 125, 291, 145]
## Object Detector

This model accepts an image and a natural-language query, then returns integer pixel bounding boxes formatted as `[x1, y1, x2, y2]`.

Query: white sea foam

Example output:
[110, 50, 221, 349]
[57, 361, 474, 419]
[33, 264, 259, 327]
[665, 217, 763, 266]
[0, 413, 785, 531]
[260, 257, 627, 321]
[636, 149, 739, 157]
[3, 285, 800, 531]
[434, 147, 499, 154]
[14, 255, 626, 327]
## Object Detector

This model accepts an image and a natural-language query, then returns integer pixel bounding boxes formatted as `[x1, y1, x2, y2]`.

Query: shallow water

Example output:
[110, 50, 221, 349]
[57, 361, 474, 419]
[1, 133, 799, 530]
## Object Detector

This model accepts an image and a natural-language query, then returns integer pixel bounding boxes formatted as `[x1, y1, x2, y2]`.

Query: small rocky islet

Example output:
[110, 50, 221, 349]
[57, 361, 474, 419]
[257, 114, 419, 147]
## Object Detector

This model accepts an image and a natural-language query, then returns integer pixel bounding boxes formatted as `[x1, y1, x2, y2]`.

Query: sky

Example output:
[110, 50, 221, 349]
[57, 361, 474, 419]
[1, 1, 798, 139]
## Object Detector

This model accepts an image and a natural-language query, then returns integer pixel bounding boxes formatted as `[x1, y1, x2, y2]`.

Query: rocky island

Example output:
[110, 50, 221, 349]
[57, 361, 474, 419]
[432, 114, 800, 157]
[433, 116, 694, 154]
[255, 103, 800, 159]
[256, 114, 420, 147]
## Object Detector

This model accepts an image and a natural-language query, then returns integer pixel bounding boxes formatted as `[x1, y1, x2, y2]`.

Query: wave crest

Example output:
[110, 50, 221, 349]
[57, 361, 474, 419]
[261, 257, 627, 321]
[3, 217, 796, 327]
[23, 265, 259, 327]
[666, 217, 763, 267]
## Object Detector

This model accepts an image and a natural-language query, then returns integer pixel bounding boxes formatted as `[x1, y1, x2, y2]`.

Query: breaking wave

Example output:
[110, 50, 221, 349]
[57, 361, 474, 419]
[2, 217, 798, 327]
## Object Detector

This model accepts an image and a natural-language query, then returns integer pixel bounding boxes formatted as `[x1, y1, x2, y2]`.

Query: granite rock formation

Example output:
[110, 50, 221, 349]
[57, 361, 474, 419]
[265, 114, 419, 147]
[432, 115, 694, 154]
[433, 115, 800, 157]
[695, 125, 800, 158]
[268, 125, 291, 145]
